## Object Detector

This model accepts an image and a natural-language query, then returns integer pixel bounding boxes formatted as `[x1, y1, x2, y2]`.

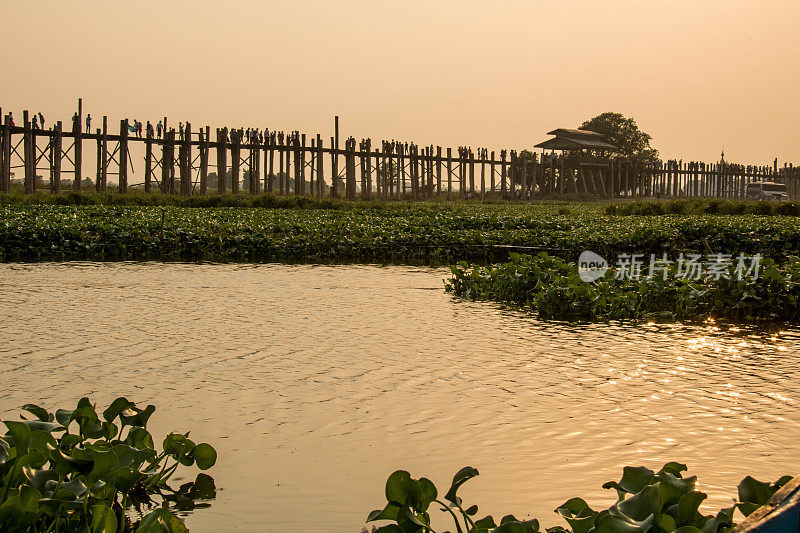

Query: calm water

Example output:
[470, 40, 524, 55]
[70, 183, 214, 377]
[1, 263, 798, 532]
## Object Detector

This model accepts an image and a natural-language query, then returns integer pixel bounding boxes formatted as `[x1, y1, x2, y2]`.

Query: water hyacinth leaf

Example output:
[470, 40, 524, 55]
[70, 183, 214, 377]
[164, 433, 196, 459]
[28, 429, 58, 453]
[4, 420, 32, 454]
[673, 491, 707, 526]
[113, 466, 144, 493]
[473, 516, 497, 529]
[736, 502, 760, 518]
[415, 477, 438, 513]
[125, 427, 155, 450]
[594, 514, 645, 533]
[736, 475, 790, 508]
[20, 448, 48, 469]
[91, 479, 117, 500]
[22, 466, 57, 492]
[102, 397, 136, 423]
[494, 522, 531, 533]
[90, 504, 118, 533]
[466, 505, 479, 516]
[672, 528, 703, 533]
[400, 506, 428, 527]
[51, 446, 93, 477]
[191, 442, 217, 470]
[445, 466, 480, 504]
[602, 467, 655, 498]
[102, 421, 118, 440]
[385, 470, 413, 504]
[657, 473, 696, 505]
[60, 433, 83, 448]
[557, 498, 598, 533]
[120, 404, 156, 428]
[59, 478, 89, 499]
[55, 409, 74, 428]
[71, 405, 105, 438]
[657, 462, 688, 477]
[23, 420, 64, 434]
[21, 403, 52, 422]
[77, 397, 93, 409]
[113, 442, 155, 468]
[367, 502, 402, 522]
[0, 485, 43, 527]
[653, 513, 677, 533]
[617, 483, 663, 522]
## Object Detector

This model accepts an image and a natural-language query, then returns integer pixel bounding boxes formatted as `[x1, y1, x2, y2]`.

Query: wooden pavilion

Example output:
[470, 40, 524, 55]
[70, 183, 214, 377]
[534, 128, 620, 195]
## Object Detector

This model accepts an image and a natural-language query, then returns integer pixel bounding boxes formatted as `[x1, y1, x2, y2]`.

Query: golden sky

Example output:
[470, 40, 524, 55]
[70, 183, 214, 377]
[2, 0, 798, 164]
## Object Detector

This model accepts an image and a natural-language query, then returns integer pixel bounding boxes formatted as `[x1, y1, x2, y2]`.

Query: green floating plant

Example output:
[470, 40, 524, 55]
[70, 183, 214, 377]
[367, 463, 794, 533]
[0, 396, 218, 532]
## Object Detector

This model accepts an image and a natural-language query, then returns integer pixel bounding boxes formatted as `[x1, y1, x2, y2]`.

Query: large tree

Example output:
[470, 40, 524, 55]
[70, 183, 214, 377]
[580, 112, 659, 161]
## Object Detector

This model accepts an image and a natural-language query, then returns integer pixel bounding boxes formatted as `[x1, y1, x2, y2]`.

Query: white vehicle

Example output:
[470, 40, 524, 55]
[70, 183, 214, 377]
[745, 181, 789, 201]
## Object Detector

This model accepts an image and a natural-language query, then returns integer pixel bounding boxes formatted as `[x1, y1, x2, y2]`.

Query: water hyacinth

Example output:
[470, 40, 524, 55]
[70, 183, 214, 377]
[0, 396, 218, 532]
[446, 252, 800, 323]
[3, 203, 800, 264]
[366, 464, 794, 533]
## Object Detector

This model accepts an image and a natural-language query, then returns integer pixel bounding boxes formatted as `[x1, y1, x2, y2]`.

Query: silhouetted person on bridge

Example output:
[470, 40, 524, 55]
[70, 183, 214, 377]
[86, 114, 91, 132]
[156, 121, 163, 139]
[38, 113, 45, 129]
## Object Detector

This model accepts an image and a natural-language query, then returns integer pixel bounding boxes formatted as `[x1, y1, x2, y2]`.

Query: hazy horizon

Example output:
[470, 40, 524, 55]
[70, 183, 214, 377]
[2, 0, 798, 164]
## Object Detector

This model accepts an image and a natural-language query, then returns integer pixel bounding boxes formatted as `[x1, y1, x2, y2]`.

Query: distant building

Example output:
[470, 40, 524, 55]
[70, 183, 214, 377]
[534, 129, 617, 152]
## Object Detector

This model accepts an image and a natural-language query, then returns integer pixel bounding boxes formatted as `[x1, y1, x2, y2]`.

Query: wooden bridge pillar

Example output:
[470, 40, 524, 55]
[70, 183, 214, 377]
[51, 121, 62, 194]
[216, 128, 227, 194]
[119, 119, 128, 193]
[200, 126, 209, 195]
[231, 129, 240, 194]
[161, 129, 174, 194]
[1, 114, 11, 193]
[144, 126, 153, 193]
[267, 134, 275, 193]
[23, 111, 34, 194]
[179, 123, 191, 196]
[297, 134, 305, 195]
[284, 136, 291, 195]
[316, 134, 324, 197]
[345, 138, 356, 199]
[500, 150, 507, 198]
[73, 114, 82, 192]
[100, 116, 108, 191]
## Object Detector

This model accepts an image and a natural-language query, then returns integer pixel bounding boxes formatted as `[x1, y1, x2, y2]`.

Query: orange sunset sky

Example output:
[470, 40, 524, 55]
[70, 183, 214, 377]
[2, 0, 798, 164]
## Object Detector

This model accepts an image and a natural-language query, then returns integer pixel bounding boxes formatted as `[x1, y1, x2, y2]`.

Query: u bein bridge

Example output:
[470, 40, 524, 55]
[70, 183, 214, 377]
[1, 102, 798, 201]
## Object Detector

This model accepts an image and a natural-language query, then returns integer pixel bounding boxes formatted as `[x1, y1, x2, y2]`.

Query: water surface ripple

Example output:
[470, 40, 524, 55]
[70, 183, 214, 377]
[1, 263, 798, 532]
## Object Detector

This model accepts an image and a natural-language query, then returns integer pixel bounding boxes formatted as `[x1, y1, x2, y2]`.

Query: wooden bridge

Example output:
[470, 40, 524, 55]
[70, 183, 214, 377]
[0, 103, 797, 200]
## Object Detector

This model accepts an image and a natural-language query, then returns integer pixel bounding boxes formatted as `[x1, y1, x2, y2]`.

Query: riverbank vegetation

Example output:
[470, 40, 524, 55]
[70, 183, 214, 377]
[366, 463, 793, 533]
[0, 397, 217, 532]
[606, 199, 800, 217]
[3, 203, 800, 263]
[446, 253, 800, 323]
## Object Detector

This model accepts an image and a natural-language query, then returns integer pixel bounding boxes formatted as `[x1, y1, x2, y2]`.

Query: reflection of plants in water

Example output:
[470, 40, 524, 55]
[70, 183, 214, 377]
[1, 396, 217, 532]
[366, 463, 793, 533]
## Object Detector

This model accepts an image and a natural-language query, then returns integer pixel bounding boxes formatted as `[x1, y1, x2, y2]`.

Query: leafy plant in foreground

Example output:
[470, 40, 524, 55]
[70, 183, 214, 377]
[0, 397, 218, 532]
[367, 464, 794, 533]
